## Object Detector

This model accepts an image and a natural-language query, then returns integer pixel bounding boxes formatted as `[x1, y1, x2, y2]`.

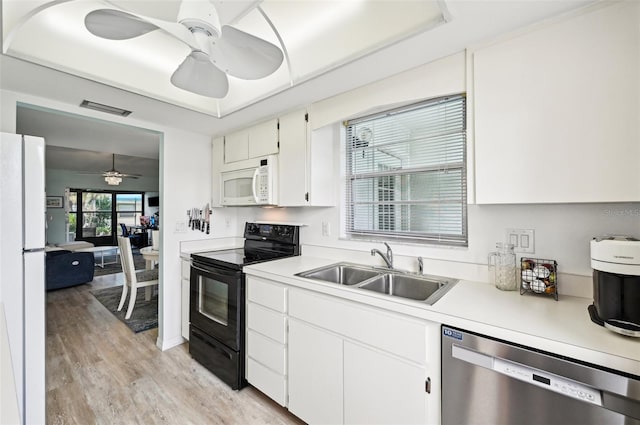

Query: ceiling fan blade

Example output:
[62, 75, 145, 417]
[85, 8, 199, 50]
[210, 25, 284, 80]
[76, 171, 140, 178]
[85, 9, 158, 40]
[171, 51, 229, 97]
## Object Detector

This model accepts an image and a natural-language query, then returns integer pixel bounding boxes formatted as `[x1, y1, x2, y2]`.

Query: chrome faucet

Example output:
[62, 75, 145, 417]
[371, 242, 393, 269]
[417, 257, 424, 275]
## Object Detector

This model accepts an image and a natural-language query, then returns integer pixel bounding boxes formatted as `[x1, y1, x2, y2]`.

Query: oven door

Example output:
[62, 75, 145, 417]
[190, 261, 243, 350]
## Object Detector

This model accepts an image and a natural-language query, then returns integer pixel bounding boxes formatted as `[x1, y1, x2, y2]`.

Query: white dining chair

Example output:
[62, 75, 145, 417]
[117, 236, 158, 320]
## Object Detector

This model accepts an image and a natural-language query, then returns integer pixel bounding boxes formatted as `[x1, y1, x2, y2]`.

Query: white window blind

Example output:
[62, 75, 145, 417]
[345, 95, 467, 246]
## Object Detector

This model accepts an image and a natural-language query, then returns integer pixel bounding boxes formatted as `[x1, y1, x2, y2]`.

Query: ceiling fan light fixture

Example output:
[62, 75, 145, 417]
[105, 175, 122, 185]
[178, 0, 221, 38]
[80, 100, 132, 117]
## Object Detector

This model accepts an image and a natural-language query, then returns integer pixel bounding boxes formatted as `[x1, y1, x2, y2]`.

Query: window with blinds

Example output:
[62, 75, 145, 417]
[344, 95, 467, 246]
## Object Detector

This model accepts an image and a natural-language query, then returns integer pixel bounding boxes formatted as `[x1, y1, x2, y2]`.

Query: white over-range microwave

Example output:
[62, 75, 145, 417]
[220, 155, 278, 206]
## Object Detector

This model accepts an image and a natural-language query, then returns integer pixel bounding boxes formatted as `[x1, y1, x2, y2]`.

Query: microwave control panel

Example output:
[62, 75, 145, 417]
[255, 166, 271, 203]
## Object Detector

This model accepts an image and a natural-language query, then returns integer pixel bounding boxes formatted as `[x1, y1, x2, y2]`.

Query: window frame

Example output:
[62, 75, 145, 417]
[67, 189, 145, 244]
[343, 94, 468, 247]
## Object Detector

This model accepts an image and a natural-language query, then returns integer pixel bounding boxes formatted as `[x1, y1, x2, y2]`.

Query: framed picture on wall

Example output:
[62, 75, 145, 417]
[46, 196, 63, 208]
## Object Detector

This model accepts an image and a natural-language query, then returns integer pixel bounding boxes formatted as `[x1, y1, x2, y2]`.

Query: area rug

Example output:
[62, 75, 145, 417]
[93, 250, 146, 277]
[90, 285, 158, 333]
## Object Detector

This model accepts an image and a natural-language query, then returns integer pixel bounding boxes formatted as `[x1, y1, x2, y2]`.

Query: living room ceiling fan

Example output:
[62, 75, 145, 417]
[84, 0, 284, 98]
[80, 154, 141, 185]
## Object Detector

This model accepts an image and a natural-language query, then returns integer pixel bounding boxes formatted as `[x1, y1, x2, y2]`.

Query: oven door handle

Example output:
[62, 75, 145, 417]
[191, 263, 241, 278]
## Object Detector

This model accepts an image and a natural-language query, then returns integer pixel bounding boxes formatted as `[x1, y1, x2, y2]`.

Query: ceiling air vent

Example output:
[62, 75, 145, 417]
[80, 100, 132, 117]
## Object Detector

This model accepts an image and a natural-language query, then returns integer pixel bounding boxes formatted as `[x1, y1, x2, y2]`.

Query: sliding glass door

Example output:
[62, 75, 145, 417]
[116, 193, 144, 233]
[81, 192, 112, 241]
[69, 190, 144, 246]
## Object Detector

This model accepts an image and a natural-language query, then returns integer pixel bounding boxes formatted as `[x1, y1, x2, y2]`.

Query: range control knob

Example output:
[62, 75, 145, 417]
[246, 223, 259, 235]
[277, 226, 291, 238]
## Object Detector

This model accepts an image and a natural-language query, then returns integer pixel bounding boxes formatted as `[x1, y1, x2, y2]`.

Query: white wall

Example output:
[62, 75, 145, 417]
[45, 169, 159, 244]
[242, 200, 640, 276]
[215, 35, 640, 297]
[1, 88, 214, 351]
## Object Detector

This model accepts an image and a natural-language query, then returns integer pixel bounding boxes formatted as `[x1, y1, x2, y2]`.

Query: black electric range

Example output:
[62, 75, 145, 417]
[191, 222, 300, 270]
[189, 222, 300, 390]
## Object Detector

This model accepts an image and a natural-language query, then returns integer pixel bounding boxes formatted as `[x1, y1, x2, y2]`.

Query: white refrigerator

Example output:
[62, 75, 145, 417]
[0, 132, 46, 424]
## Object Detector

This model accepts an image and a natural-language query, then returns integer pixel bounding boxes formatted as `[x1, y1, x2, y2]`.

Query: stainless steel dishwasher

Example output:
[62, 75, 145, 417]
[441, 325, 640, 424]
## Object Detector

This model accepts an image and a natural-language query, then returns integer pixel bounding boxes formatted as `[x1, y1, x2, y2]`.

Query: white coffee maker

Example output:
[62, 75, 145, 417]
[589, 236, 640, 337]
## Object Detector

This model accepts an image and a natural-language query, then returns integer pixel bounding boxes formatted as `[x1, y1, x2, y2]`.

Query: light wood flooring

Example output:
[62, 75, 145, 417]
[46, 272, 305, 425]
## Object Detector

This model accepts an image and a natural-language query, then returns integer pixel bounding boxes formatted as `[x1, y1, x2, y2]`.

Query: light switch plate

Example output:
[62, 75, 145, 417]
[322, 221, 331, 237]
[505, 228, 535, 254]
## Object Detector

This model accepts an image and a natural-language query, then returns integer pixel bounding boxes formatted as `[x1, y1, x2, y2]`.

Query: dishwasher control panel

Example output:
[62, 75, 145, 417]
[493, 358, 602, 405]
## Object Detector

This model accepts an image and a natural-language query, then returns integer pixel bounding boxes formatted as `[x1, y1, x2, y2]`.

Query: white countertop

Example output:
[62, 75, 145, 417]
[179, 237, 242, 260]
[244, 256, 640, 377]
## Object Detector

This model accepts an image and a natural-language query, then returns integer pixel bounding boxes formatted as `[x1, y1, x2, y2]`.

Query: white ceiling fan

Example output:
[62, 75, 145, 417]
[84, 0, 284, 98]
[80, 153, 141, 185]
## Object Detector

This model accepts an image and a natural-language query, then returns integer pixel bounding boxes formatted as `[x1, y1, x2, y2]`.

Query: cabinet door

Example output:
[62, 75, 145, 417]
[473, 2, 640, 203]
[288, 319, 343, 424]
[344, 341, 427, 425]
[278, 109, 308, 206]
[224, 130, 249, 163]
[211, 136, 223, 207]
[248, 118, 279, 158]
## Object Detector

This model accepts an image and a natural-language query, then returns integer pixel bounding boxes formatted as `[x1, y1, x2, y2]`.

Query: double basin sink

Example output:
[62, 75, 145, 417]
[295, 262, 458, 305]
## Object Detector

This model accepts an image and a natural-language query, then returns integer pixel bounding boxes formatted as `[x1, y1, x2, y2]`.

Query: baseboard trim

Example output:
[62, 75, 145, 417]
[156, 335, 185, 351]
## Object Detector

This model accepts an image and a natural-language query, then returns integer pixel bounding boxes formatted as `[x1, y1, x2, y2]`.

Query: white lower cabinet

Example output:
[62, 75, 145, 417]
[343, 341, 427, 424]
[245, 274, 433, 424]
[288, 319, 344, 424]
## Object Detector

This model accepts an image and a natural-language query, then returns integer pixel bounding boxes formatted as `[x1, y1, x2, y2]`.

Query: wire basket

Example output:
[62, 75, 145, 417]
[520, 257, 558, 301]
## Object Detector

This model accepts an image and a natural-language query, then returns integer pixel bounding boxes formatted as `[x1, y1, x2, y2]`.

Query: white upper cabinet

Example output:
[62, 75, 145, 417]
[278, 109, 308, 206]
[223, 130, 249, 163]
[248, 119, 279, 158]
[473, 2, 640, 204]
[223, 118, 279, 163]
[278, 109, 335, 206]
[211, 136, 223, 207]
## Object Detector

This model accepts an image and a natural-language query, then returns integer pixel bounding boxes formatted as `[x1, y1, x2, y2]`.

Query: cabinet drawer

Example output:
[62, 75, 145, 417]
[289, 289, 426, 363]
[247, 330, 286, 375]
[246, 358, 286, 407]
[247, 276, 286, 312]
[247, 303, 286, 344]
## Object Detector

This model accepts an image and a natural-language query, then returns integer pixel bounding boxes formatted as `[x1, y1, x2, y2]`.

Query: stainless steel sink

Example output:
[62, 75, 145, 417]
[295, 263, 381, 285]
[359, 274, 449, 302]
[295, 262, 457, 305]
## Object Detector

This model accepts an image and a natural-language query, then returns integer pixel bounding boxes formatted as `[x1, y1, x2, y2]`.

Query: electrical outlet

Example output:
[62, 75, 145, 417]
[322, 221, 331, 237]
[505, 228, 535, 254]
